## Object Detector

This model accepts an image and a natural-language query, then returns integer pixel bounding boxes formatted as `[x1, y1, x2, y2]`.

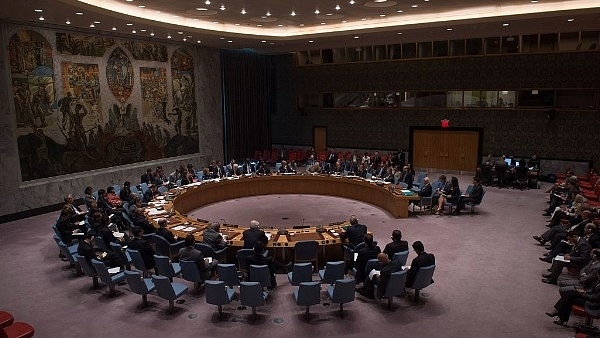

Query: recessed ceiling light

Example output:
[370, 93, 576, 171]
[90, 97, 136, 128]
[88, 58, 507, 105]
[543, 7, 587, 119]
[213, 21, 219, 23]
[342, 20, 347, 23]
[261, 16, 267, 19]
[138, 5, 145, 8]
[257, 24, 262, 27]
[380, 14, 386, 17]
[220, 4, 225, 10]
[235, 23, 240, 26]
[321, 22, 326, 25]
[65, 19, 71, 24]
[35, 9, 43, 13]
[39, 16, 45, 21]
[241, 9, 246, 14]
[412, 4, 419, 8]
[361, 18, 366, 21]
[326, 13, 333, 16]
[140, 29, 146, 32]
[178, 31, 183, 34]
[126, 23, 133, 26]
[227, 40, 232, 43]
[374, 0, 387, 2]
[89, 23, 95, 27]
[167, 34, 172, 39]
[76, 12, 83, 15]
[183, 38, 186, 41]
[531, 0, 538, 2]
[567, 18, 575, 22]
[94, 21, 101, 24]
[126, 0, 133, 2]
[335, 4, 341, 10]
[397, 32, 403, 35]
[112, 26, 117, 30]
[315, 9, 320, 14]
[266, 11, 271, 16]
[349, 0, 355, 4]
[291, 10, 296, 16]
[397, 9, 403, 13]
[424, 0, 429, 2]
[150, 32, 154, 36]
[261, 40, 267, 43]
[187, 35, 192, 38]
[354, 36, 359, 39]
[197, 40, 201, 43]
[502, 23, 509, 26]
[446, 27, 453, 31]
[269, 42, 275, 45]
[277, 24, 283, 27]
[309, 40, 314, 43]
[173, 15, 179, 18]
[196, 7, 208, 11]
[205, 0, 210, 4]
[220, 37, 225, 40]
[132, 30, 136, 33]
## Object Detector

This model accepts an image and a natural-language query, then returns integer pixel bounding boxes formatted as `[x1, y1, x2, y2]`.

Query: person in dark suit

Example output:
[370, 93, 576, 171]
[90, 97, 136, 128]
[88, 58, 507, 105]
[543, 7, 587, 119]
[341, 215, 368, 248]
[414, 177, 432, 207]
[361, 252, 403, 299]
[584, 223, 600, 249]
[155, 218, 178, 244]
[77, 232, 122, 269]
[354, 234, 381, 284]
[400, 165, 414, 189]
[140, 168, 153, 185]
[542, 231, 592, 284]
[119, 181, 133, 203]
[456, 177, 484, 215]
[406, 241, 436, 288]
[128, 226, 156, 271]
[203, 222, 227, 250]
[245, 242, 290, 289]
[546, 269, 600, 326]
[383, 229, 409, 260]
[242, 220, 268, 249]
[179, 234, 218, 280]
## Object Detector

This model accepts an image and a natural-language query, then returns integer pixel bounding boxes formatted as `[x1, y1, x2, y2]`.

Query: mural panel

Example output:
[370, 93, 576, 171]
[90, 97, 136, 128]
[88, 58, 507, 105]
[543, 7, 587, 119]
[9, 30, 200, 181]
[170, 48, 198, 156]
[123, 41, 168, 61]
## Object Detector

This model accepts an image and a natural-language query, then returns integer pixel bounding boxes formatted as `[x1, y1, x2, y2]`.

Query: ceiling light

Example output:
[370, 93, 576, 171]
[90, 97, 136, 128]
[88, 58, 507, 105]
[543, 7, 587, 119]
[213, 21, 219, 23]
[412, 4, 419, 8]
[380, 14, 386, 17]
[126, 0, 133, 2]
[76, 12, 83, 15]
[502, 23, 509, 26]
[446, 27, 453, 31]
[220, 37, 225, 40]
[335, 4, 341, 10]
[277, 24, 283, 27]
[424, 0, 429, 2]
[140, 29, 146, 32]
[132, 30, 136, 33]
[397, 32, 403, 35]
[94, 21, 101, 24]
[138, 5, 145, 8]
[89, 23, 94, 27]
[150, 32, 154, 36]
[349, 0, 355, 4]
[35, 9, 43, 12]
[126, 23, 133, 26]
[178, 31, 183, 34]
[354, 36, 359, 39]
[261, 40, 266, 43]
[257, 24, 262, 27]
[183, 38, 186, 41]
[196, 7, 207, 10]
[112, 26, 117, 30]
[309, 40, 314, 43]
[65, 19, 71, 24]
[205, 0, 210, 4]
[235, 23, 240, 25]
[342, 20, 347, 23]
[241, 9, 246, 14]
[567, 18, 575, 22]
[374, 0, 387, 2]
[220, 4, 225, 10]
[321, 22, 326, 25]
[197, 40, 201, 43]
[269, 42, 275, 45]
[167, 34, 172, 39]
[291, 10, 296, 16]
[315, 9, 320, 14]
[266, 11, 271, 16]
[227, 40, 232, 43]
[531, 0, 538, 2]
[397, 9, 403, 12]
[39, 15, 45, 21]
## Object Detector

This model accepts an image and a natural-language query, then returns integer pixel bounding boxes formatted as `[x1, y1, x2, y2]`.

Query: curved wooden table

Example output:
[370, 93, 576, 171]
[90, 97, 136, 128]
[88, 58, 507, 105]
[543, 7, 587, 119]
[149, 174, 419, 265]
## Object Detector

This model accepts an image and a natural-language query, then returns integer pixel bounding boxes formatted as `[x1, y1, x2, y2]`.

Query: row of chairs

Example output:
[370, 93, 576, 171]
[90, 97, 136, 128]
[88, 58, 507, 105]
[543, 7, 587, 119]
[411, 182, 486, 215]
[0, 310, 34, 338]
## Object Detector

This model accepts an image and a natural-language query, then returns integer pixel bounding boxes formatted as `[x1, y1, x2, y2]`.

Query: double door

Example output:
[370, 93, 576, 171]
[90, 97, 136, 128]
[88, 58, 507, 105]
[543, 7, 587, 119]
[412, 129, 480, 172]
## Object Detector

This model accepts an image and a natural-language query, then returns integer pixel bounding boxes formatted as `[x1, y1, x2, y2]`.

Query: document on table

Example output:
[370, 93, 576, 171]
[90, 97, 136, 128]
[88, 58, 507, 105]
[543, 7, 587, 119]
[147, 208, 167, 216]
[172, 225, 187, 231]
[182, 227, 196, 232]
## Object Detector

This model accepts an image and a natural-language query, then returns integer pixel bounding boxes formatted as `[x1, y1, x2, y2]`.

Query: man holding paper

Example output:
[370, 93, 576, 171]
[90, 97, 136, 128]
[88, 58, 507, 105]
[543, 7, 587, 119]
[542, 231, 592, 285]
[360, 253, 403, 299]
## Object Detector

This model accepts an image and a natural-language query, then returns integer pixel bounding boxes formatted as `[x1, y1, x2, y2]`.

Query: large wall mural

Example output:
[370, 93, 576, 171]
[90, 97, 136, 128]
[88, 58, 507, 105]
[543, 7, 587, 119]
[9, 29, 199, 181]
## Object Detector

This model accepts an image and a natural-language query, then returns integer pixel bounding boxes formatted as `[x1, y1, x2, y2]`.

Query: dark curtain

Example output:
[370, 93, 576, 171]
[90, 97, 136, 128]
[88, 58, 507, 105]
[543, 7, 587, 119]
[220, 50, 274, 162]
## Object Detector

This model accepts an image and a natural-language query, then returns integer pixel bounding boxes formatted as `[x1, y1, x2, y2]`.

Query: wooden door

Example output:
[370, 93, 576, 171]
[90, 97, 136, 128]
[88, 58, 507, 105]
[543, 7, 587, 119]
[314, 127, 327, 152]
[412, 129, 479, 172]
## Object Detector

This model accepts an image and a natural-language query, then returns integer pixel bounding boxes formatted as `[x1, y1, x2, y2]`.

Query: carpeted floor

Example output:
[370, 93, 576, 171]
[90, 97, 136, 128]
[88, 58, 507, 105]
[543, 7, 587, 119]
[0, 174, 581, 338]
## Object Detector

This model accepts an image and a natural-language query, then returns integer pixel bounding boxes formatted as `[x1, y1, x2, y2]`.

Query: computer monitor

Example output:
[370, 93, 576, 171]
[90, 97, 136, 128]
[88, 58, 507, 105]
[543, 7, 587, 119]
[515, 161, 520, 167]
[504, 158, 511, 166]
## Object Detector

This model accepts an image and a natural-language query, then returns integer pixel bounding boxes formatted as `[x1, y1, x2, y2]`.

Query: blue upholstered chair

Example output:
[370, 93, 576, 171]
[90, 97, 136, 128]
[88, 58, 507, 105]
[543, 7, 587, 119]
[319, 261, 345, 285]
[124, 270, 155, 308]
[375, 269, 408, 308]
[235, 248, 255, 274]
[293, 241, 319, 271]
[410, 264, 436, 302]
[94, 236, 109, 253]
[73, 253, 99, 289]
[287, 262, 313, 286]
[179, 260, 204, 292]
[153, 254, 181, 281]
[157, 185, 168, 194]
[326, 278, 356, 318]
[240, 281, 268, 323]
[109, 242, 131, 270]
[151, 274, 188, 314]
[194, 242, 227, 263]
[127, 248, 150, 277]
[393, 250, 409, 266]
[248, 264, 272, 290]
[91, 259, 125, 297]
[153, 234, 185, 259]
[205, 280, 236, 320]
[217, 263, 240, 288]
[293, 281, 322, 320]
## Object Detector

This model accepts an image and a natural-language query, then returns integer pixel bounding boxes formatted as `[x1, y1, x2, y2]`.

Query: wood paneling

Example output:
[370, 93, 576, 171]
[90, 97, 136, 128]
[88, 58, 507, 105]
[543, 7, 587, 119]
[413, 129, 479, 172]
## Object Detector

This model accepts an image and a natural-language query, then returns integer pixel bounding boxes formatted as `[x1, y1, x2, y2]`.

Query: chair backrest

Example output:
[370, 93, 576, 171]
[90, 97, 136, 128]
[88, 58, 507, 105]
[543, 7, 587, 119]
[321, 261, 345, 284]
[52, 224, 61, 238]
[205, 280, 233, 306]
[124, 270, 152, 294]
[152, 275, 177, 300]
[109, 242, 130, 266]
[294, 241, 318, 261]
[217, 264, 240, 287]
[383, 269, 408, 298]
[414, 172, 426, 185]
[296, 281, 321, 306]
[412, 264, 436, 290]
[180, 260, 203, 283]
[289, 262, 313, 286]
[153, 234, 172, 257]
[127, 248, 148, 271]
[364, 258, 381, 275]
[249, 264, 272, 288]
[236, 249, 255, 271]
[158, 186, 168, 194]
[73, 253, 97, 277]
[331, 278, 356, 304]
[194, 243, 217, 258]
[393, 250, 410, 266]
[464, 184, 474, 195]
[140, 182, 149, 194]
[240, 281, 266, 307]
[57, 241, 77, 265]
[91, 259, 112, 284]
[153, 254, 176, 278]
